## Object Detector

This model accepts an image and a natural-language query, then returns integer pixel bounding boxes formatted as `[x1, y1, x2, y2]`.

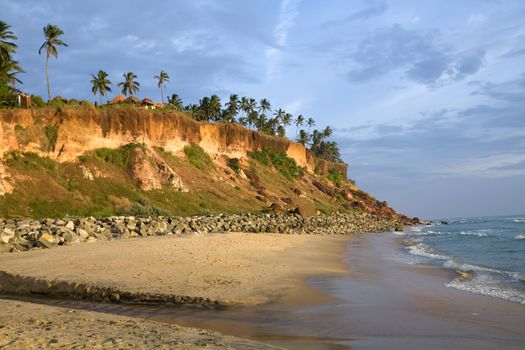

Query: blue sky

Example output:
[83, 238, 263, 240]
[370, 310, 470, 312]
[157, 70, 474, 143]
[2, 0, 525, 219]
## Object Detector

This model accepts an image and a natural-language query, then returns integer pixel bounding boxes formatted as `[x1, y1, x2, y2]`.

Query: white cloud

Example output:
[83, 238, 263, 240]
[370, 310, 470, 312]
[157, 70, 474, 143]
[265, 0, 301, 79]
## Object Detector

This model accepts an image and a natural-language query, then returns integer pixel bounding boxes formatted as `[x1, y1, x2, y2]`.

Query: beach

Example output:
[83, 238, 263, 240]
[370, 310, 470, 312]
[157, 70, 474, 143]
[1, 232, 524, 349]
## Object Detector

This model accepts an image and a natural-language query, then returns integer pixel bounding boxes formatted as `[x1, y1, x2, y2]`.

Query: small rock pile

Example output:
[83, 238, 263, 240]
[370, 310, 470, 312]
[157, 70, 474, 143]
[0, 213, 405, 253]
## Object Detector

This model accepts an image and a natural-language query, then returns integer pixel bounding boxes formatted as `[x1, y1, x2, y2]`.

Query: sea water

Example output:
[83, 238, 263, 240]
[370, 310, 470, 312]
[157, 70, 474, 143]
[404, 215, 525, 304]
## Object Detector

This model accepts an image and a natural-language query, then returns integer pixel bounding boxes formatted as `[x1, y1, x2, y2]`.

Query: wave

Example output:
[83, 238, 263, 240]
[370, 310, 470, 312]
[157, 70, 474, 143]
[446, 274, 525, 305]
[404, 240, 525, 304]
[515, 234, 525, 240]
[410, 230, 493, 238]
[513, 219, 525, 223]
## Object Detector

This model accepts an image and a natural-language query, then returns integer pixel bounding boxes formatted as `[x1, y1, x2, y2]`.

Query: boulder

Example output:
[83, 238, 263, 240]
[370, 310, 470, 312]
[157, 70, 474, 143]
[0, 228, 15, 244]
[37, 232, 59, 249]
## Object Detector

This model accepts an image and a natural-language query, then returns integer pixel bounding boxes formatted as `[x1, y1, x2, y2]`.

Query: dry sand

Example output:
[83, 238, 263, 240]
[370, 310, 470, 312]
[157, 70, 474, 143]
[0, 232, 349, 349]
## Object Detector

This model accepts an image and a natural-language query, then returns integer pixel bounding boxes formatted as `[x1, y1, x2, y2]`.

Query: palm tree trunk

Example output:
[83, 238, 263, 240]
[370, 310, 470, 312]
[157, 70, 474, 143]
[160, 85, 164, 104]
[99, 94, 102, 106]
[45, 53, 51, 103]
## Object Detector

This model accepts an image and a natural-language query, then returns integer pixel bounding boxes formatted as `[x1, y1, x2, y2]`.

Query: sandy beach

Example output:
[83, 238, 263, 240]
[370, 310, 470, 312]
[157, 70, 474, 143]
[0, 232, 348, 349]
[1, 232, 524, 350]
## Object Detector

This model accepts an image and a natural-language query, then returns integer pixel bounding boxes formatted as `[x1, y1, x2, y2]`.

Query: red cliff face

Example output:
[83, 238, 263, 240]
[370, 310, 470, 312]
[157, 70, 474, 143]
[0, 107, 348, 177]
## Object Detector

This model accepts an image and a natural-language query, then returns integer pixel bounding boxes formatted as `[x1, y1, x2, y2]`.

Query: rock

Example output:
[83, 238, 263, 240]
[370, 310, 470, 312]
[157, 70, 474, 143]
[37, 232, 59, 249]
[0, 228, 15, 244]
[270, 203, 284, 214]
[65, 221, 75, 230]
[255, 195, 266, 202]
[86, 237, 97, 243]
[62, 231, 80, 244]
[292, 206, 306, 217]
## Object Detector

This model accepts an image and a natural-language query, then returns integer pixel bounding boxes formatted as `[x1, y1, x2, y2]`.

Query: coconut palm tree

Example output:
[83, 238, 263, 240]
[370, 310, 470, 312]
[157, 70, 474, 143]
[153, 70, 169, 104]
[282, 112, 292, 127]
[39, 24, 68, 102]
[90, 70, 112, 105]
[224, 94, 239, 122]
[0, 59, 23, 85]
[258, 98, 271, 114]
[118, 72, 140, 96]
[322, 125, 333, 138]
[294, 114, 304, 137]
[0, 21, 17, 63]
[297, 129, 309, 146]
[167, 93, 183, 110]
[209, 94, 222, 121]
[306, 117, 315, 134]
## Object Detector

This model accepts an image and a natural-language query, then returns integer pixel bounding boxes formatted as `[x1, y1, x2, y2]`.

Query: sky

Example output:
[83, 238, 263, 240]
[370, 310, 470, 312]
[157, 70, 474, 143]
[2, 0, 525, 219]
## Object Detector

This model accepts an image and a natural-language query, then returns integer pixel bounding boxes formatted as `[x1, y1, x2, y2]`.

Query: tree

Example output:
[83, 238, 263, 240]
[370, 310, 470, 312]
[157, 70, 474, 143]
[168, 93, 183, 110]
[282, 112, 292, 127]
[258, 98, 271, 114]
[0, 57, 23, 86]
[294, 114, 304, 137]
[322, 125, 333, 138]
[0, 21, 17, 63]
[209, 94, 222, 121]
[39, 24, 68, 102]
[297, 129, 309, 146]
[224, 94, 239, 122]
[153, 70, 169, 104]
[306, 117, 315, 134]
[118, 72, 140, 96]
[90, 70, 112, 105]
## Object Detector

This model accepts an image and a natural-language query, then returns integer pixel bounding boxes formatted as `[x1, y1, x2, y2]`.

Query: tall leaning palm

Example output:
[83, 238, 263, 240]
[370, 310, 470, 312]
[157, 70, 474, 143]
[39, 24, 68, 102]
[90, 70, 112, 105]
[118, 72, 140, 96]
[153, 70, 169, 103]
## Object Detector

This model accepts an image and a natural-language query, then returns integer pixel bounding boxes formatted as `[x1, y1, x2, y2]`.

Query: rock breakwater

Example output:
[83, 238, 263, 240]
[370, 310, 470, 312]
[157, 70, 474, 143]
[0, 212, 405, 253]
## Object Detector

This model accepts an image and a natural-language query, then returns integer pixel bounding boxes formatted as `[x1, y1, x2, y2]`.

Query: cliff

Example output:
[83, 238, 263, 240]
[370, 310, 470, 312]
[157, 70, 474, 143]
[0, 106, 346, 175]
[0, 106, 412, 222]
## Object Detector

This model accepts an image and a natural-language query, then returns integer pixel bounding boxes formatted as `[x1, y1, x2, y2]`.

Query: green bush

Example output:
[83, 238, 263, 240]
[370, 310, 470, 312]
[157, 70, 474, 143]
[327, 168, 344, 186]
[49, 96, 66, 108]
[31, 95, 46, 108]
[184, 144, 213, 170]
[122, 199, 169, 216]
[248, 148, 299, 181]
[95, 143, 142, 168]
[44, 125, 58, 151]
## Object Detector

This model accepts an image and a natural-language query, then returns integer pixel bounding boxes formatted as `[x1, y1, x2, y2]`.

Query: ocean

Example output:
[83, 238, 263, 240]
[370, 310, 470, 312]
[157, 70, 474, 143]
[404, 215, 525, 304]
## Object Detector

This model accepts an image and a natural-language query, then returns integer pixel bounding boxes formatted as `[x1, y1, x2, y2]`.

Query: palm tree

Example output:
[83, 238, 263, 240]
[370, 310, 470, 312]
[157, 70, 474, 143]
[224, 94, 239, 122]
[90, 70, 112, 105]
[0, 59, 23, 85]
[153, 70, 169, 104]
[118, 72, 140, 96]
[282, 112, 292, 127]
[39, 24, 68, 102]
[322, 125, 333, 138]
[294, 114, 304, 137]
[297, 129, 309, 146]
[0, 21, 17, 63]
[168, 93, 183, 110]
[306, 117, 315, 134]
[209, 94, 222, 121]
[258, 98, 271, 114]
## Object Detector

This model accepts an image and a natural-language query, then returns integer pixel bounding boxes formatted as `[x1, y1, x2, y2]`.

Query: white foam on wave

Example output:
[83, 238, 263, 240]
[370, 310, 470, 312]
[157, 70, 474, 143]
[405, 242, 449, 260]
[459, 231, 491, 237]
[511, 218, 525, 223]
[446, 273, 525, 305]
[514, 234, 525, 240]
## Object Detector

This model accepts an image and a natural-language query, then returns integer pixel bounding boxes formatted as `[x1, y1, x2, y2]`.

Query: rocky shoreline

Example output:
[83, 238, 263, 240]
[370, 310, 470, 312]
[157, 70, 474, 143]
[0, 212, 409, 253]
